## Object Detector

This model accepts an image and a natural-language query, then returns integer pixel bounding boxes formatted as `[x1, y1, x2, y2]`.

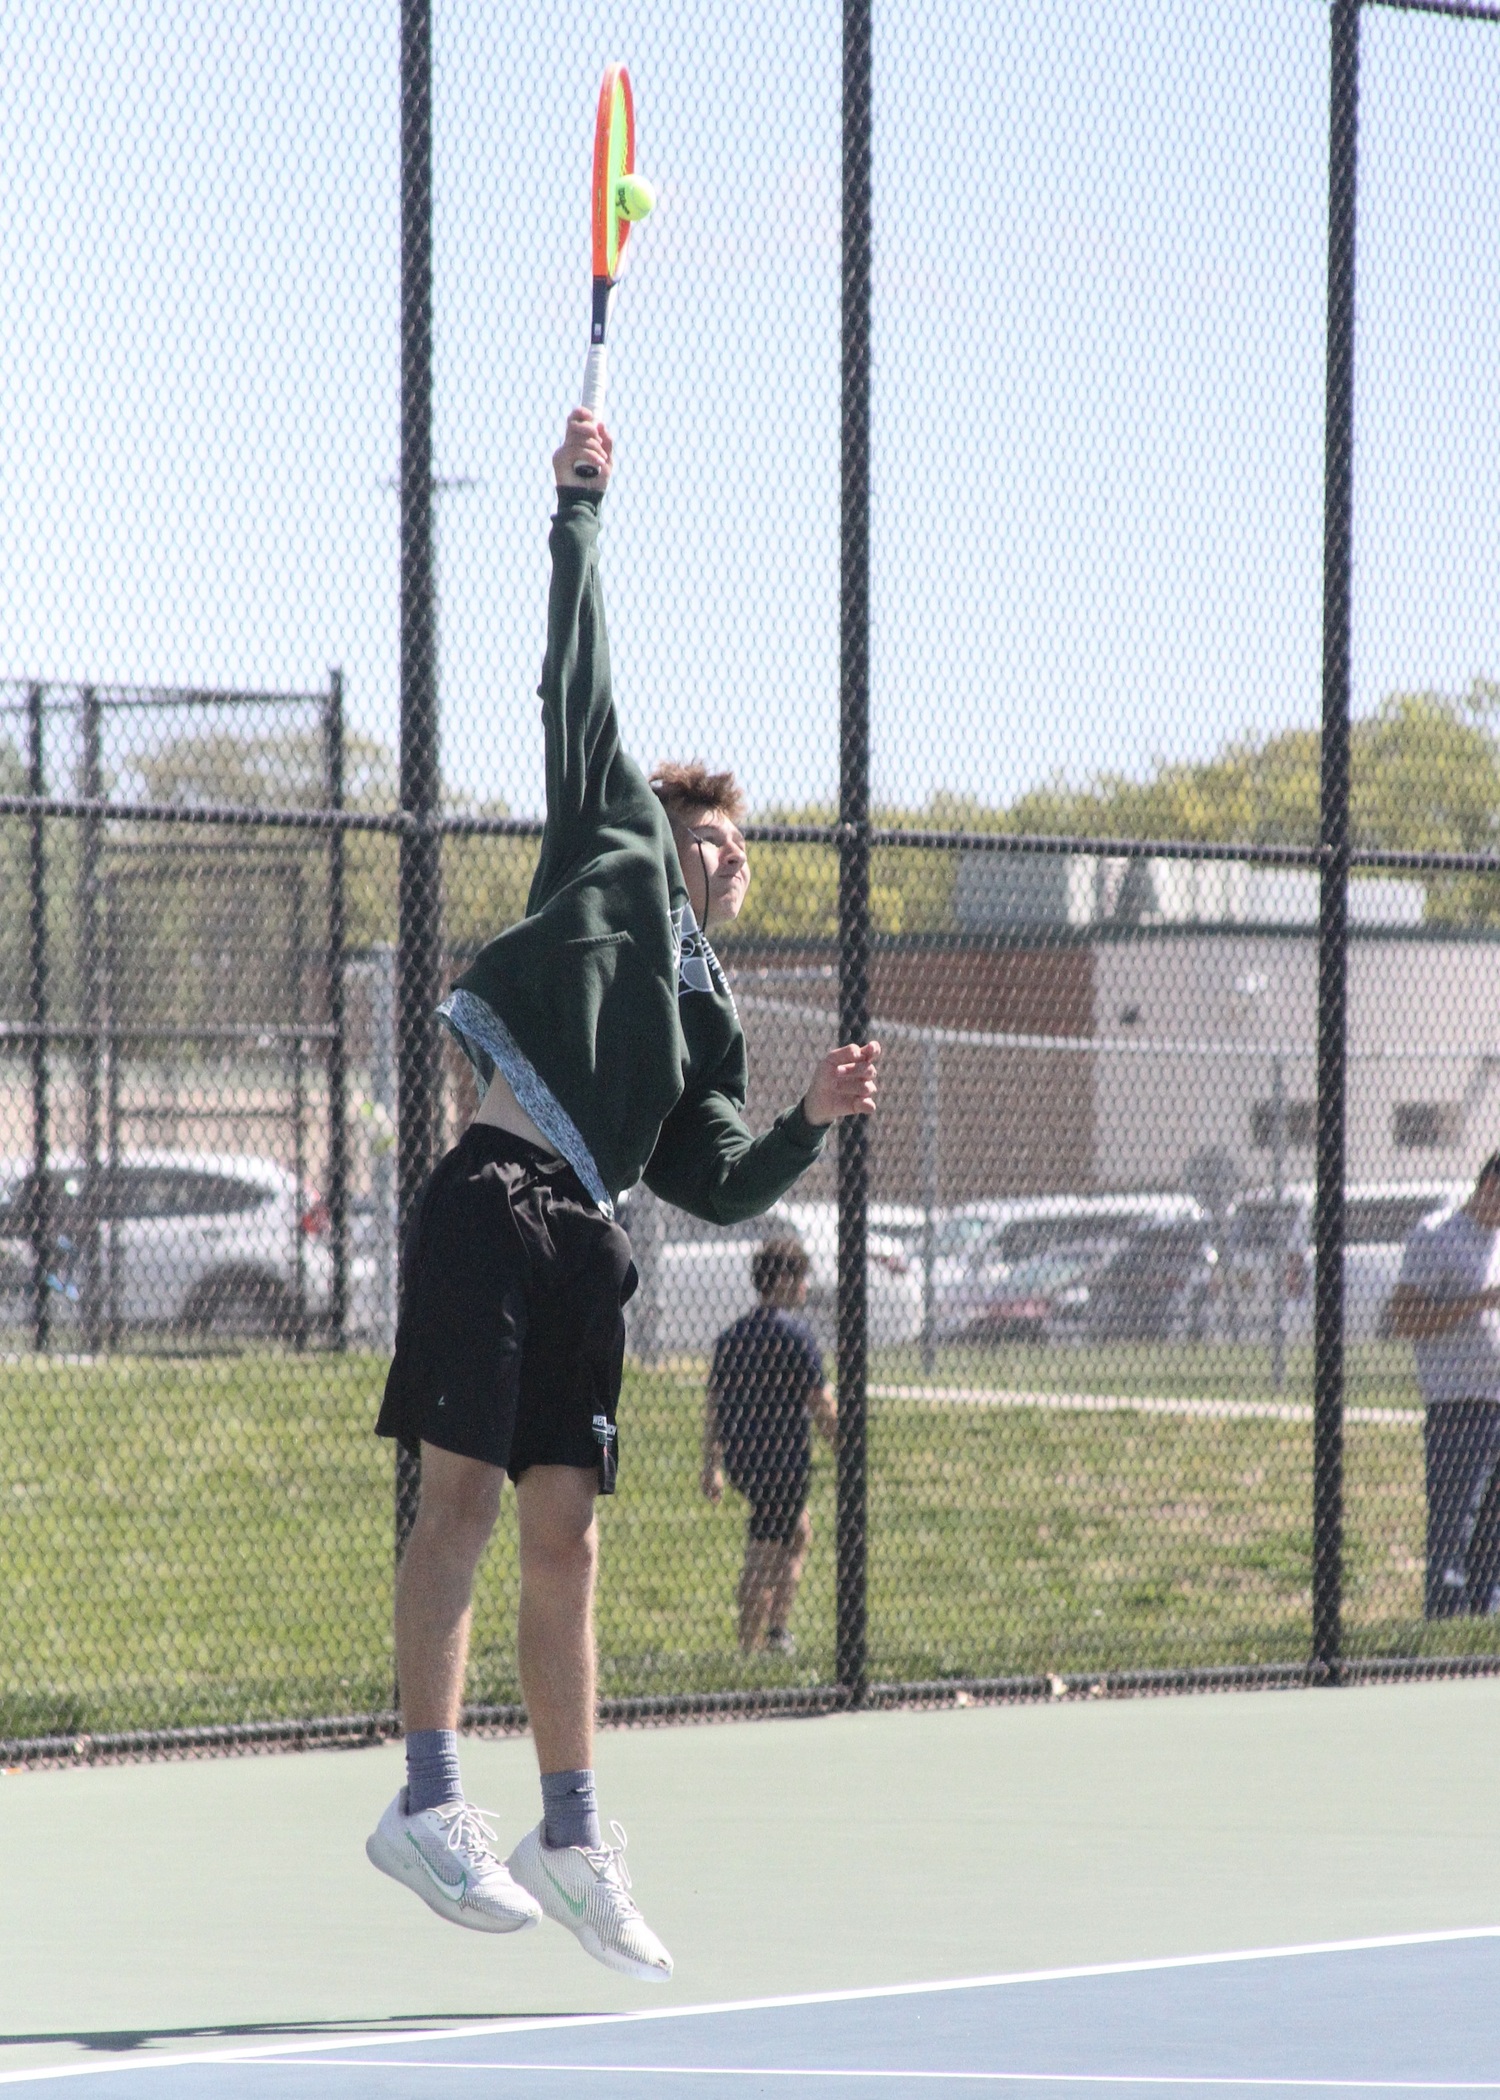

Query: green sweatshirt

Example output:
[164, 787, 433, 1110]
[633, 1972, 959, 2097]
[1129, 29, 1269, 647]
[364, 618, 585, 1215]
[439, 488, 825, 1222]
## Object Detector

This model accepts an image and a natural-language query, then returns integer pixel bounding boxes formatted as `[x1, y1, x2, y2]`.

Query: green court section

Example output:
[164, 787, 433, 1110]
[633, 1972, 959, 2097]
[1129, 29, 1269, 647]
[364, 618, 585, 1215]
[3, 1679, 1498, 2079]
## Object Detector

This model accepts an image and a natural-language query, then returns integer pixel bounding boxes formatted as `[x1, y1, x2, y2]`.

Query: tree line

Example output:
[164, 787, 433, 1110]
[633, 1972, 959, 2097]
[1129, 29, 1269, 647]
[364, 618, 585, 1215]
[3, 680, 1497, 1033]
[742, 680, 1500, 936]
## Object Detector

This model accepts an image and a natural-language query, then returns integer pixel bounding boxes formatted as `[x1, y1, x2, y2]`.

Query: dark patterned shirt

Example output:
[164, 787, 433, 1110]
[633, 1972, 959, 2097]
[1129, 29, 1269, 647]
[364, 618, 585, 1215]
[711, 1306, 824, 1473]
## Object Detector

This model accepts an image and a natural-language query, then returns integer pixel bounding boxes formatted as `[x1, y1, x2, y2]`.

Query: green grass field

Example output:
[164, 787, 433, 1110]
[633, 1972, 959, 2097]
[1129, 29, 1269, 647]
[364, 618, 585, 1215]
[2, 1340, 1493, 1740]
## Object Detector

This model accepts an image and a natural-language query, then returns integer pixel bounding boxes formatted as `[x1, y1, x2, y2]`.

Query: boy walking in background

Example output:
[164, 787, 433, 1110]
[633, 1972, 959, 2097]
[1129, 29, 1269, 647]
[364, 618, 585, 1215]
[367, 408, 880, 1981]
[703, 1236, 838, 1655]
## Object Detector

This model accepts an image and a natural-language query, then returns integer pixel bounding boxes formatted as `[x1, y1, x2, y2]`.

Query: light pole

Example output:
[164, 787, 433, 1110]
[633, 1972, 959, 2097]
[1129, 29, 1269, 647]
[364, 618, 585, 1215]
[1269, 1049, 1288, 1394]
[919, 1036, 939, 1374]
[1233, 970, 1288, 1394]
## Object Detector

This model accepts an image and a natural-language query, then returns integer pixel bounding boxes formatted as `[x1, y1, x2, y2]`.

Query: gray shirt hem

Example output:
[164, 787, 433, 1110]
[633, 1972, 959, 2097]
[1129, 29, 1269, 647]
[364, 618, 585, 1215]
[437, 988, 614, 1218]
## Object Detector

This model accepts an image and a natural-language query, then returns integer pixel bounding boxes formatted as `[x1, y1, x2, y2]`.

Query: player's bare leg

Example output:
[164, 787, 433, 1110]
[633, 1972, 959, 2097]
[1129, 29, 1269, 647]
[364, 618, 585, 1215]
[507, 1462, 672, 1980]
[514, 1464, 599, 1770]
[367, 1446, 541, 1932]
[394, 1445, 503, 1727]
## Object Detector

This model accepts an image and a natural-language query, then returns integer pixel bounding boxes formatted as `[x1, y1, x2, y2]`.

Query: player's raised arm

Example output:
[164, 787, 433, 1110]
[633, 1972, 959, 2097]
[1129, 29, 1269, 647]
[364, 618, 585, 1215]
[529, 410, 623, 884]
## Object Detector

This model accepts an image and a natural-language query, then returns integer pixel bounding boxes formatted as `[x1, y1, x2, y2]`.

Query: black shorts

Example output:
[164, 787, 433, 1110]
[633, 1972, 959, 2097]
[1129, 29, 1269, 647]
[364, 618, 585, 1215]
[376, 1125, 637, 1490]
[725, 1452, 811, 1544]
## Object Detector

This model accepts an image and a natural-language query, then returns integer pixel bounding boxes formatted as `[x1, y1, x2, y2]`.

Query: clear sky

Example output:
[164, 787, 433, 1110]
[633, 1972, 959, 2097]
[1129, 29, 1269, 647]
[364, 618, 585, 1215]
[3, 0, 1500, 820]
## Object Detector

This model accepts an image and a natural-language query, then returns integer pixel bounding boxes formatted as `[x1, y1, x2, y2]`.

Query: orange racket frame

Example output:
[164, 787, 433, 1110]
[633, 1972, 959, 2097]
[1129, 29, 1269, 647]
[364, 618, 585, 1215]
[579, 63, 637, 437]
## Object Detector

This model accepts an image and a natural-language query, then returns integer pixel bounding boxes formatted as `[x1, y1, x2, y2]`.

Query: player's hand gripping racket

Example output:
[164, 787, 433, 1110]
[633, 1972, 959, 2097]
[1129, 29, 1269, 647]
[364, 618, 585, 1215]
[576, 62, 655, 473]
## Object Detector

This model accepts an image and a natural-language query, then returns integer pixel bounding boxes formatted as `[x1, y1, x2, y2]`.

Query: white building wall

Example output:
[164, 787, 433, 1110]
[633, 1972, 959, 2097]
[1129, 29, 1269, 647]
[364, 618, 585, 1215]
[1345, 939, 1500, 1184]
[1091, 937, 1316, 1193]
[1090, 934, 1500, 1193]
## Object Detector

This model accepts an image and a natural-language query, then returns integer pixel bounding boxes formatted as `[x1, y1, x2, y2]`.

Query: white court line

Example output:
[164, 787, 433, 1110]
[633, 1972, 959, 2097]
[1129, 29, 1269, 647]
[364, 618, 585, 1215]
[869, 1388, 1421, 1428]
[3, 1927, 1498, 2087]
[215, 2066, 1500, 2089]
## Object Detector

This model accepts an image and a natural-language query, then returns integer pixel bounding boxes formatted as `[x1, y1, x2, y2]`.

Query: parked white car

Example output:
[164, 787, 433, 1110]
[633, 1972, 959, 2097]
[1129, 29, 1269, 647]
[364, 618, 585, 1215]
[0, 1153, 333, 1341]
[1224, 1180, 1466, 1343]
[620, 1192, 923, 1359]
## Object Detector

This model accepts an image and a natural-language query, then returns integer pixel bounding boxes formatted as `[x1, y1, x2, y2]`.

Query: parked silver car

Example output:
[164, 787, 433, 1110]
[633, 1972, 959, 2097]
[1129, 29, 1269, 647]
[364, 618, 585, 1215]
[926, 1194, 1208, 1338]
[0, 1153, 333, 1340]
[1080, 1220, 1220, 1341]
[953, 1241, 1124, 1345]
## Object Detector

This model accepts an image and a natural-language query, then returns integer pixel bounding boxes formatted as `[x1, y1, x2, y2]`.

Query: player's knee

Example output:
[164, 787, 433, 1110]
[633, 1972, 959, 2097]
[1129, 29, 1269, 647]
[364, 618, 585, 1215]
[523, 1519, 597, 1591]
[517, 1472, 599, 1584]
[416, 1450, 504, 1544]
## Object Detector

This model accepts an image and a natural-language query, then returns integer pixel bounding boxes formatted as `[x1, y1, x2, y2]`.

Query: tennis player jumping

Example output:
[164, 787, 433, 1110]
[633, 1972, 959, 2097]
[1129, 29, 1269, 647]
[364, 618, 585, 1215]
[366, 408, 881, 1981]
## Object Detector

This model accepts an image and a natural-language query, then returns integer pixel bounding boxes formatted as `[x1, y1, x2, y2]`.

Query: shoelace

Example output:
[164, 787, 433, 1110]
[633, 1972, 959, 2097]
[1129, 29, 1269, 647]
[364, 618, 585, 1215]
[430, 1800, 503, 1869]
[581, 1820, 641, 1914]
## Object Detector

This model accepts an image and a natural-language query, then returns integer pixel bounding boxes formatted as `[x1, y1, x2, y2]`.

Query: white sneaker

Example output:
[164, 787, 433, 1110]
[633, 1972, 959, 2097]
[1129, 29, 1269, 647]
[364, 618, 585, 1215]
[506, 1819, 673, 1982]
[366, 1791, 542, 1934]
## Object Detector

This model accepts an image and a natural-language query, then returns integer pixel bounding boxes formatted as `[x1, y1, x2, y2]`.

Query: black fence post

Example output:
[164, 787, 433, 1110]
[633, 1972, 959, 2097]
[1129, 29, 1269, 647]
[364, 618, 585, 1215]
[79, 687, 104, 1355]
[325, 668, 350, 1351]
[837, 0, 875, 1707]
[1313, 0, 1362, 1684]
[26, 682, 50, 1354]
[396, 0, 441, 1559]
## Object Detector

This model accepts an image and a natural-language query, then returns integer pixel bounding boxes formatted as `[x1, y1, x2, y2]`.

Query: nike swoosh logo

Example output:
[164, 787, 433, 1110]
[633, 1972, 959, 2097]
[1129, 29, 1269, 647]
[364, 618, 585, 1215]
[541, 1860, 587, 1917]
[408, 1835, 466, 1900]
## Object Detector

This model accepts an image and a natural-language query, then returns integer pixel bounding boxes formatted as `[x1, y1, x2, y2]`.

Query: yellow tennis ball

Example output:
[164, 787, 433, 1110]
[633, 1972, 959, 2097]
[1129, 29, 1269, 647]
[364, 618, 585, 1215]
[616, 172, 656, 222]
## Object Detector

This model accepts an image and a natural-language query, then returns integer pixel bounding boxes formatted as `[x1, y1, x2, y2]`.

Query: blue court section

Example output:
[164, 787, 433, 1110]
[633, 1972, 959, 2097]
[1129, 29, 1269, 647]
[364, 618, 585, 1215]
[7, 1931, 1498, 2097]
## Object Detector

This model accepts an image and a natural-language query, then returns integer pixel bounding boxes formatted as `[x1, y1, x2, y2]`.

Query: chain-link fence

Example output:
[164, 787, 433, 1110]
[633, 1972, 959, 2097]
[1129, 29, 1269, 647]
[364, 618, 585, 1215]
[7, 0, 1500, 1756]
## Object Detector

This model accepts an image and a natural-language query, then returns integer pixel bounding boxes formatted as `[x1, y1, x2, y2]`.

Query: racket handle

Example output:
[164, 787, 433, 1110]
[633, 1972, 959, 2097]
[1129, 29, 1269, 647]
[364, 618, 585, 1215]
[580, 344, 608, 412]
[578, 279, 612, 475]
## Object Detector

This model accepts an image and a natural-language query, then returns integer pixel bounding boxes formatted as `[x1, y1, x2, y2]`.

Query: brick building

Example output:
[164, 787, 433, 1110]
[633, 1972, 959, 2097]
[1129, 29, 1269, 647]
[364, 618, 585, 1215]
[723, 918, 1500, 1206]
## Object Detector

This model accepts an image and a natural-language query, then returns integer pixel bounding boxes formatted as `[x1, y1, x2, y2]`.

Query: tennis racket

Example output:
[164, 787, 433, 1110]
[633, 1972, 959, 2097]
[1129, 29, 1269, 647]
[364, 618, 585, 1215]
[576, 62, 654, 473]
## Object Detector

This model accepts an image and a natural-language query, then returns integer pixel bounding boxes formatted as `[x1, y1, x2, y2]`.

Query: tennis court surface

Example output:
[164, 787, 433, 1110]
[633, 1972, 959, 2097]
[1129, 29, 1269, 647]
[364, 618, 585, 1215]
[5, 1935, 1497, 2096]
[5, 1682, 1499, 2093]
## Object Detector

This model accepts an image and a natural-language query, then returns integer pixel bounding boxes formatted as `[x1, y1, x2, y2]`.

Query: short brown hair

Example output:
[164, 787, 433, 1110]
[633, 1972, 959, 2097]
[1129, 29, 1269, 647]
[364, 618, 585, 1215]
[650, 760, 745, 825]
[752, 1235, 810, 1297]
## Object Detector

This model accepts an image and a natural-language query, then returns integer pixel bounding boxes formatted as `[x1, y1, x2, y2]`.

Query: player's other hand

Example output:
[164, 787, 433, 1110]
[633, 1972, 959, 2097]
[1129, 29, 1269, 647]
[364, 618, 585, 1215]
[701, 1462, 724, 1505]
[554, 409, 613, 490]
[803, 1040, 882, 1127]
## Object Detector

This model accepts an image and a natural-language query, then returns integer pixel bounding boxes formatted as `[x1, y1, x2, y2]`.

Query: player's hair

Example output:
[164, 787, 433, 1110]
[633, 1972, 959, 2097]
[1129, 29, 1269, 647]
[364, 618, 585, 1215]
[650, 760, 746, 825]
[752, 1235, 810, 1297]
[1478, 1151, 1500, 1186]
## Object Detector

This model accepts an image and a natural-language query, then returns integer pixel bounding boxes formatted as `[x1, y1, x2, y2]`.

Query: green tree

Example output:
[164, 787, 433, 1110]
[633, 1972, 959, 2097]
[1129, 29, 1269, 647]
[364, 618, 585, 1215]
[917, 680, 1500, 928]
[444, 825, 539, 957]
[128, 725, 544, 966]
[76, 678, 1500, 1003]
[730, 803, 953, 941]
[134, 727, 405, 953]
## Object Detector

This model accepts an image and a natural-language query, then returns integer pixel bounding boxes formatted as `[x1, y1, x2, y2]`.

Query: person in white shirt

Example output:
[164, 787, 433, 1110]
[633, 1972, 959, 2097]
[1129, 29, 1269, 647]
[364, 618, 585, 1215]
[1389, 1154, 1500, 1617]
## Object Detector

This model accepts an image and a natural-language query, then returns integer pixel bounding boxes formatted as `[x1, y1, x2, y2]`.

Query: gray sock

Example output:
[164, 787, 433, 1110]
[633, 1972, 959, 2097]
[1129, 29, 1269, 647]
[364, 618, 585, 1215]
[541, 1766, 600, 1851]
[405, 1728, 463, 1816]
